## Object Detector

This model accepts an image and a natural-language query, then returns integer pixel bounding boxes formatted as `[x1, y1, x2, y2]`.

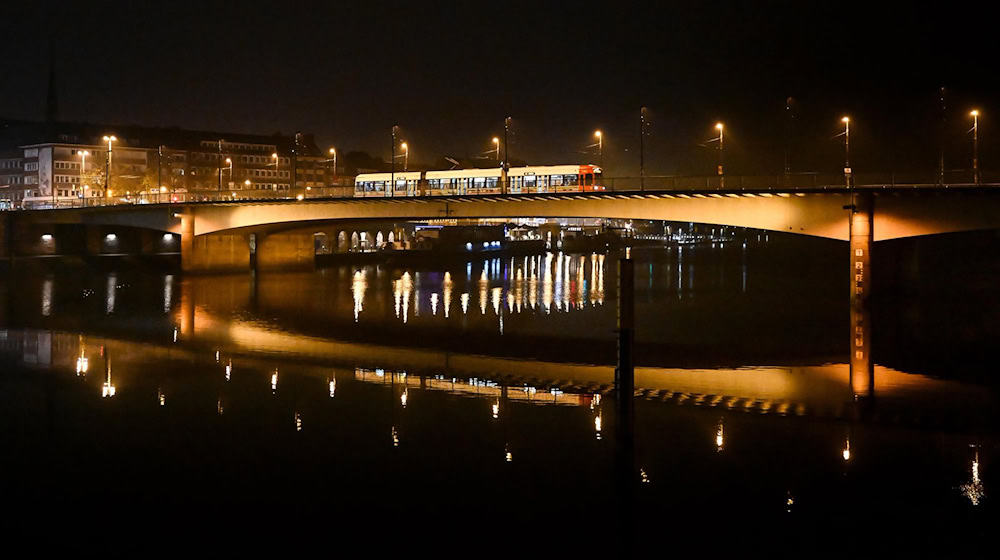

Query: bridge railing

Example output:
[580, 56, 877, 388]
[6, 172, 999, 210]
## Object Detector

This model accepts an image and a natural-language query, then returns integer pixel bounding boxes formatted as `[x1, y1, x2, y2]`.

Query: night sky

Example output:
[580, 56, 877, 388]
[1, 1, 995, 175]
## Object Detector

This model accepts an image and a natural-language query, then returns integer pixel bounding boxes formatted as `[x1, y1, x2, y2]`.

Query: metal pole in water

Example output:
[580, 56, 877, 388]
[615, 255, 636, 552]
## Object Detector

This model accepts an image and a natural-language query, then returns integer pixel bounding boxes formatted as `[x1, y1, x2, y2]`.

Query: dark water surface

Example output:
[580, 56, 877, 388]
[1, 234, 998, 554]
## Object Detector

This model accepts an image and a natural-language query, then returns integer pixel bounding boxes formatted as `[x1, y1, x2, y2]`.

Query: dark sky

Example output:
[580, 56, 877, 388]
[1, 1, 996, 175]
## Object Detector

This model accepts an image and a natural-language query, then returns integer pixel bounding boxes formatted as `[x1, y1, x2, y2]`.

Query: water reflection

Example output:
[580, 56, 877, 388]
[1, 324, 996, 548]
[352, 269, 366, 322]
[101, 351, 115, 397]
[106, 273, 117, 314]
[1, 238, 998, 547]
[163, 274, 174, 313]
[340, 252, 609, 332]
[41, 277, 52, 316]
[960, 447, 985, 506]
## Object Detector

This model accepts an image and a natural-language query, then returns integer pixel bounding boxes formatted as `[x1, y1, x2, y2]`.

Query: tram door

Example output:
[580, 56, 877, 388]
[519, 174, 535, 194]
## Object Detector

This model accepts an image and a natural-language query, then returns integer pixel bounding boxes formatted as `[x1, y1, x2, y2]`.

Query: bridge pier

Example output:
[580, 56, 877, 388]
[255, 232, 316, 271]
[849, 192, 874, 398]
[180, 213, 254, 273]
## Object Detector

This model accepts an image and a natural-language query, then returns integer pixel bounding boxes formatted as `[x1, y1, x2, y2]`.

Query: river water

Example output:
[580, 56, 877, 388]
[1, 233, 997, 553]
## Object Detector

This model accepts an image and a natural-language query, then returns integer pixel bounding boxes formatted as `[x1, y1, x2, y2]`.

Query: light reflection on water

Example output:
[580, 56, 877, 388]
[1, 240, 998, 549]
[0, 323, 995, 549]
[347, 252, 606, 332]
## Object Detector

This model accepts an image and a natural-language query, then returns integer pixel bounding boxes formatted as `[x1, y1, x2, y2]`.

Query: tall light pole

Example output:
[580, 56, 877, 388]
[217, 140, 225, 195]
[715, 122, 724, 174]
[503, 117, 511, 194]
[271, 152, 279, 192]
[492, 137, 500, 163]
[938, 87, 947, 185]
[401, 142, 409, 171]
[328, 147, 337, 186]
[594, 130, 603, 169]
[102, 135, 116, 203]
[79, 149, 89, 205]
[841, 116, 851, 187]
[714, 122, 725, 189]
[971, 110, 980, 184]
[639, 107, 648, 189]
[391, 125, 399, 198]
[157, 145, 163, 203]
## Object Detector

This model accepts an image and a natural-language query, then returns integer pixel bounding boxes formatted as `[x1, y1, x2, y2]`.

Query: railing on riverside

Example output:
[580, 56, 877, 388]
[5, 172, 998, 210]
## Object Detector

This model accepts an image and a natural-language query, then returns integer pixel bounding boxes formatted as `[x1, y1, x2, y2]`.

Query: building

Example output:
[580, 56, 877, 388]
[0, 119, 347, 208]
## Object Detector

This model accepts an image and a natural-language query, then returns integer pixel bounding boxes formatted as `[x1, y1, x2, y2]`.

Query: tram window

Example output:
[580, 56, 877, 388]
[486, 177, 498, 188]
[564, 175, 578, 186]
[551, 175, 563, 186]
[524, 176, 536, 187]
[473, 177, 486, 188]
[538, 175, 549, 187]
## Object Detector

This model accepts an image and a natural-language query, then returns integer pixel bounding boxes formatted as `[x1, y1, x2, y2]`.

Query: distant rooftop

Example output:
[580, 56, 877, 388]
[0, 118, 321, 155]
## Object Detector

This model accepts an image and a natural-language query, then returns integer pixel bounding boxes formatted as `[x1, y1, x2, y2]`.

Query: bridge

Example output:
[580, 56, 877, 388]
[3, 182, 1000, 275]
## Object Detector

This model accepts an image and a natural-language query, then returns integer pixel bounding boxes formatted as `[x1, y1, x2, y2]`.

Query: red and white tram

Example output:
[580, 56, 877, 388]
[354, 164, 602, 197]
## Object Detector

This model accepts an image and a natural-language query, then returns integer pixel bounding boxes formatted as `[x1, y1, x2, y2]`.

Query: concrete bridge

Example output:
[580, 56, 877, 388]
[3, 185, 1000, 273]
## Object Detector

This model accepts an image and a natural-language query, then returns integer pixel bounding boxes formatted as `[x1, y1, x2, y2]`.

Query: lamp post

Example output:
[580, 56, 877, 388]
[594, 130, 603, 169]
[639, 107, 648, 190]
[271, 152, 279, 193]
[157, 145, 163, 204]
[79, 150, 89, 206]
[328, 147, 337, 187]
[715, 122, 724, 188]
[971, 110, 980, 184]
[503, 117, 511, 194]
[401, 142, 408, 172]
[841, 116, 851, 187]
[226, 157, 233, 191]
[391, 125, 399, 198]
[102, 135, 116, 203]
[492, 137, 500, 163]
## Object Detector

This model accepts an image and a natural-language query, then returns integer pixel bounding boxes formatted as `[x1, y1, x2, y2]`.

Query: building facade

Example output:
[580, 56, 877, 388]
[0, 120, 345, 208]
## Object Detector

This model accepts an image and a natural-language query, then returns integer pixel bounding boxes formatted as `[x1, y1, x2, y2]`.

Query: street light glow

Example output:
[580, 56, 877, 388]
[594, 130, 602, 138]
[715, 122, 724, 131]
[971, 110, 979, 117]
[842, 116, 850, 123]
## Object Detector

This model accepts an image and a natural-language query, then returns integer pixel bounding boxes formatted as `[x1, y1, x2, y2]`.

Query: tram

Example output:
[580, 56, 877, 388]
[354, 164, 602, 197]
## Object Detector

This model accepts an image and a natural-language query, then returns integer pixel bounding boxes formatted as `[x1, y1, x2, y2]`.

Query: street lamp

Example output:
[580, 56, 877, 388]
[492, 137, 500, 163]
[78, 150, 89, 205]
[223, 157, 233, 193]
[391, 125, 399, 198]
[102, 135, 117, 203]
[401, 142, 409, 171]
[271, 152, 279, 192]
[594, 130, 603, 168]
[328, 147, 337, 186]
[971, 110, 980, 184]
[503, 116, 512, 194]
[715, 122, 724, 185]
[841, 116, 851, 187]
